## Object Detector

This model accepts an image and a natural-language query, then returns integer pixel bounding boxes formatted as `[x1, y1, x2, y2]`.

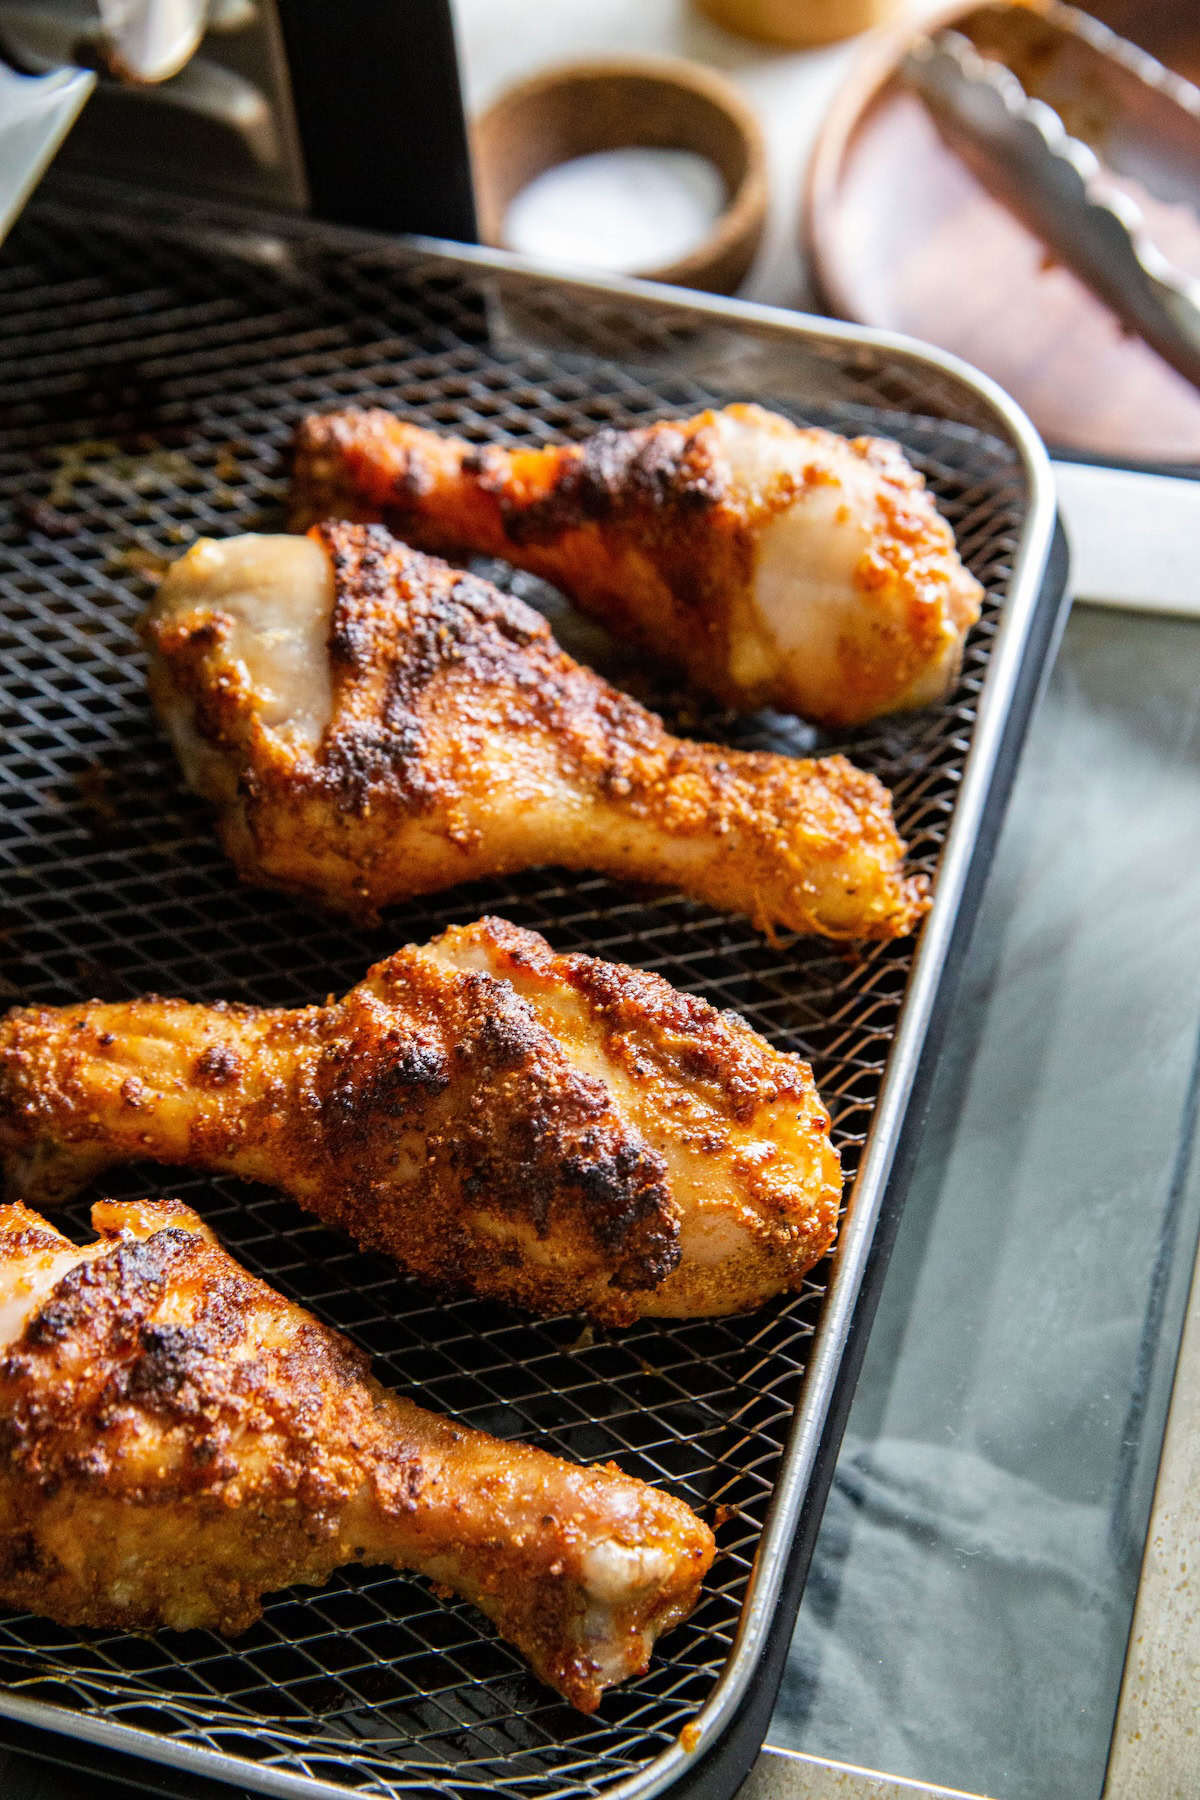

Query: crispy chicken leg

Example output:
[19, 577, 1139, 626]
[144, 521, 927, 940]
[290, 402, 983, 727]
[0, 1197, 714, 1709]
[0, 918, 843, 1323]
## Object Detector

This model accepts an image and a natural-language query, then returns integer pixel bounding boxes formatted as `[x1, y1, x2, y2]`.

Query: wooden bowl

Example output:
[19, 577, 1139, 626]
[472, 56, 768, 294]
[695, 0, 903, 50]
[803, 2, 1200, 462]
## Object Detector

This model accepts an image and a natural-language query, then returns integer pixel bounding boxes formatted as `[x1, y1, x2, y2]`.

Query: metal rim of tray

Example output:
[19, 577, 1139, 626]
[0, 188, 1057, 1800]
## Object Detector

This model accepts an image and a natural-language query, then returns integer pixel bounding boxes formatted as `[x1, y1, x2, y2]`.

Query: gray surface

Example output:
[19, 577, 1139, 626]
[772, 602, 1200, 1798]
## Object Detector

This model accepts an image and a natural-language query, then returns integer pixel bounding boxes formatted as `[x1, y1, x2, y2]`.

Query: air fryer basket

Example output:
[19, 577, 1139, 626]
[0, 185, 1057, 1800]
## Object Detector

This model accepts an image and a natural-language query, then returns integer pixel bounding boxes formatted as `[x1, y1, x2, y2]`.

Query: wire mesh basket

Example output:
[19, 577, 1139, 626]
[0, 184, 1058, 1800]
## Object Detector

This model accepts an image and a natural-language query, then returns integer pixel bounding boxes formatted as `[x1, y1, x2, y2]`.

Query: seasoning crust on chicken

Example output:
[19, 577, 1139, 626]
[290, 402, 983, 727]
[0, 1198, 714, 1710]
[144, 522, 927, 941]
[0, 919, 842, 1323]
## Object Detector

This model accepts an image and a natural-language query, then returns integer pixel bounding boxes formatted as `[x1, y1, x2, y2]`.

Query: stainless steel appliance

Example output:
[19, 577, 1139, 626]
[0, 0, 476, 236]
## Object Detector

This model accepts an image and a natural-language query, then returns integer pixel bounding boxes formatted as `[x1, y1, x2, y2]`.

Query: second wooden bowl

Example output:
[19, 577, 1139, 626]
[472, 56, 768, 295]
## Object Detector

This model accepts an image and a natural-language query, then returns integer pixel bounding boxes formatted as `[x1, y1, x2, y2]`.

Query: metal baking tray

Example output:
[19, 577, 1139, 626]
[0, 181, 1063, 1800]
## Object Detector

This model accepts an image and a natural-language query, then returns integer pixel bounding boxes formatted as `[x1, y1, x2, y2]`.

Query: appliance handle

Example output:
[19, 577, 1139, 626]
[275, 0, 476, 242]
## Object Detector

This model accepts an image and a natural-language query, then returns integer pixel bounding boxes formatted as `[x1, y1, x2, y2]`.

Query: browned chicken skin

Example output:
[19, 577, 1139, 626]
[0, 1197, 714, 1709]
[0, 918, 843, 1324]
[290, 402, 983, 727]
[144, 521, 927, 941]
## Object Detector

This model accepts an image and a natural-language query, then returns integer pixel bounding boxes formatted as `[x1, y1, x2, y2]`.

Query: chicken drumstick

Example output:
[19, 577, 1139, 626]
[0, 1197, 714, 1709]
[0, 918, 843, 1323]
[290, 402, 982, 727]
[144, 521, 927, 940]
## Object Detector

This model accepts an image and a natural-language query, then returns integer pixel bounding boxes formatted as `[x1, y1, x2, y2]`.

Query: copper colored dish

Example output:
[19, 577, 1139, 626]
[805, 1, 1200, 461]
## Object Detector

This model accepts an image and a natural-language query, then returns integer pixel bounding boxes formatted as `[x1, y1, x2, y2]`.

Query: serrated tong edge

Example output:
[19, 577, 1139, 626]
[904, 26, 1200, 393]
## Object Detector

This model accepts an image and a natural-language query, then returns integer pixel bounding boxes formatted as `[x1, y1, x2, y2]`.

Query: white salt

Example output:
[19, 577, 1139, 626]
[503, 147, 726, 274]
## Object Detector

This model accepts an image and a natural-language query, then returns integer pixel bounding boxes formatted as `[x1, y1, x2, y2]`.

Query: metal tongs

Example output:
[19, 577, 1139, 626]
[903, 2, 1200, 393]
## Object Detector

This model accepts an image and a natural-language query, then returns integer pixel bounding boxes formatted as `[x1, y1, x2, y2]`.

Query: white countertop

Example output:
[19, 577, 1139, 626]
[452, 0, 944, 312]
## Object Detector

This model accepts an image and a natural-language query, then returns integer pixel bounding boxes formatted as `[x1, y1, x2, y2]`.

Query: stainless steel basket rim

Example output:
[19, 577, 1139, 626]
[0, 192, 1057, 1800]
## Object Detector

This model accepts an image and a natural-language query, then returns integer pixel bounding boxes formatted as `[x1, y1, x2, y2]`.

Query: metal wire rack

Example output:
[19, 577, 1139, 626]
[0, 187, 1051, 1800]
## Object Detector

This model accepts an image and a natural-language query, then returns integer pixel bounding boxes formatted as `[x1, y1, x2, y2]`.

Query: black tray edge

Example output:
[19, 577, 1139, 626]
[687, 517, 1072, 1800]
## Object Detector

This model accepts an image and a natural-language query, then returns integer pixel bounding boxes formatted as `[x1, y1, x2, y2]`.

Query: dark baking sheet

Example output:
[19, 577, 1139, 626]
[0, 185, 1058, 1800]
